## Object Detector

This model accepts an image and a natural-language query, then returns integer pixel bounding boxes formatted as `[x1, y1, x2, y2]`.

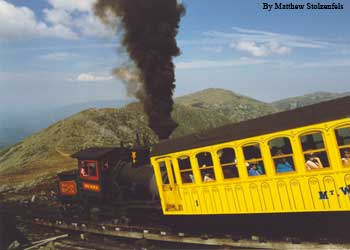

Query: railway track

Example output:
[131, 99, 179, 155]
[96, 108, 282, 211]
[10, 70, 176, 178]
[18, 216, 350, 250]
[4, 201, 350, 249]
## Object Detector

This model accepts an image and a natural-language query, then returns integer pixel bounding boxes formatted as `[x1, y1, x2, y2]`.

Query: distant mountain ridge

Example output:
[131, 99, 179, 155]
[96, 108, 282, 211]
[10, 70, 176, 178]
[0, 99, 131, 149]
[176, 88, 278, 122]
[1, 89, 349, 149]
[271, 91, 350, 111]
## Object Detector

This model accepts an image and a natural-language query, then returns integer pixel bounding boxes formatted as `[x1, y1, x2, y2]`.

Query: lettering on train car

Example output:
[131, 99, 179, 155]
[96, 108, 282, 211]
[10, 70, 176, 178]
[319, 185, 350, 199]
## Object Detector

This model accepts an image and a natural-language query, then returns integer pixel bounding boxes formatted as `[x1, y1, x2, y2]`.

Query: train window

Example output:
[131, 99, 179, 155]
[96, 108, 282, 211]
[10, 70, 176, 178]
[158, 161, 169, 185]
[268, 137, 295, 173]
[217, 148, 239, 179]
[196, 152, 216, 182]
[300, 132, 330, 170]
[334, 127, 350, 167]
[178, 156, 194, 184]
[80, 161, 98, 180]
[243, 144, 266, 176]
[87, 162, 97, 176]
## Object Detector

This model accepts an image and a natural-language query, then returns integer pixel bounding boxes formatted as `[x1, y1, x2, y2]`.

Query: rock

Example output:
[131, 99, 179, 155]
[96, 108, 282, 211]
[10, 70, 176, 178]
[7, 240, 20, 250]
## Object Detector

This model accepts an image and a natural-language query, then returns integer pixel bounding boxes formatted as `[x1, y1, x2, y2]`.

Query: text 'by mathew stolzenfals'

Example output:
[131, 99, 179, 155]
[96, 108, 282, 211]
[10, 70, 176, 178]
[262, 2, 344, 11]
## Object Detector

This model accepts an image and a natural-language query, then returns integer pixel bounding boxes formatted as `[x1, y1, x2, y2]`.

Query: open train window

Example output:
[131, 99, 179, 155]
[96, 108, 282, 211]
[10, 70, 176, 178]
[178, 156, 194, 184]
[217, 148, 239, 179]
[268, 137, 295, 174]
[243, 143, 265, 176]
[79, 160, 99, 181]
[158, 161, 169, 185]
[334, 126, 350, 167]
[196, 152, 216, 183]
[300, 132, 330, 170]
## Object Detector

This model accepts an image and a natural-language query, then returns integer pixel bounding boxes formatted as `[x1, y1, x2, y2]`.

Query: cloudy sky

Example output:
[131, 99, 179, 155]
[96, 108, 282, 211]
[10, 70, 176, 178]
[0, 0, 349, 113]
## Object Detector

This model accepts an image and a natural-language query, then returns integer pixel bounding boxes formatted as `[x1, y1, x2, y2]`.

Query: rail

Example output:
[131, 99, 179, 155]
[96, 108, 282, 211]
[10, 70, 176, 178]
[22, 217, 350, 250]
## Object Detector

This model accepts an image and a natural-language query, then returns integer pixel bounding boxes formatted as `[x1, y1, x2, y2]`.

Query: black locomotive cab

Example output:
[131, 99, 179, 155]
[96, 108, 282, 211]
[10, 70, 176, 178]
[70, 146, 153, 200]
[72, 147, 126, 197]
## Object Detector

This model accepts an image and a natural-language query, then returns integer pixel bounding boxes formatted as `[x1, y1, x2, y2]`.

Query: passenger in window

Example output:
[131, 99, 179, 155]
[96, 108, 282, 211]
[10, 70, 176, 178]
[248, 162, 262, 176]
[181, 173, 192, 183]
[203, 173, 214, 182]
[275, 150, 293, 173]
[80, 167, 88, 176]
[342, 150, 350, 167]
[222, 168, 238, 178]
[181, 173, 188, 183]
[305, 153, 323, 170]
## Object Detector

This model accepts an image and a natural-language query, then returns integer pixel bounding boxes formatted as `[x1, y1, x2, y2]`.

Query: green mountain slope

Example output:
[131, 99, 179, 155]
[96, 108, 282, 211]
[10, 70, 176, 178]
[272, 92, 350, 111]
[0, 104, 230, 191]
[176, 88, 278, 122]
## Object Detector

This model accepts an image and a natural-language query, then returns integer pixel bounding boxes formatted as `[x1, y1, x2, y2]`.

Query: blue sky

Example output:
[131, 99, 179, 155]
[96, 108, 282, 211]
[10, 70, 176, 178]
[0, 0, 349, 114]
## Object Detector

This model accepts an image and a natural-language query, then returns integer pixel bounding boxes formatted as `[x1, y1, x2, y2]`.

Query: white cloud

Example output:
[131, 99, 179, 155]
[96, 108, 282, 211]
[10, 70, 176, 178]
[43, 0, 117, 39]
[206, 27, 331, 49]
[39, 52, 77, 61]
[72, 13, 116, 38]
[43, 8, 72, 26]
[232, 41, 291, 57]
[176, 57, 267, 70]
[69, 72, 114, 82]
[0, 0, 77, 40]
[0, 0, 116, 41]
[199, 27, 332, 57]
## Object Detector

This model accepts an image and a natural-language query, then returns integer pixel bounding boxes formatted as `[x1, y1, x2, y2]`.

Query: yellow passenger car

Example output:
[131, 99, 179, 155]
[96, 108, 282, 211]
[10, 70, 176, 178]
[150, 96, 350, 219]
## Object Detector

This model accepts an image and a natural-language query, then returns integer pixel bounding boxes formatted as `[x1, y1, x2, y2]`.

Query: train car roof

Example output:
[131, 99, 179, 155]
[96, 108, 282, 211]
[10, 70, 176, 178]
[151, 96, 350, 157]
[71, 147, 125, 160]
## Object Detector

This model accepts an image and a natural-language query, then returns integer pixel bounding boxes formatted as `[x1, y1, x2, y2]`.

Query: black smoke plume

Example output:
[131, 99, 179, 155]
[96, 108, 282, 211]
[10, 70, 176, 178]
[94, 0, 185, 139]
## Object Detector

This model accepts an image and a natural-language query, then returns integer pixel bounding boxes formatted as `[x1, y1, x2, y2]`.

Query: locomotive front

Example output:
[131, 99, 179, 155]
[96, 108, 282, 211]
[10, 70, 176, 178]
[57, 146, 158, 204]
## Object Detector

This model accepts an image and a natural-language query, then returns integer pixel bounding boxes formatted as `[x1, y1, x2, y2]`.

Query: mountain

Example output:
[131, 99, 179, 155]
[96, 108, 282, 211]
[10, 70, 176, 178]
[0, 104, 230, 191]
[271, 92, 350, 111]
[176, 88, 278, 122]
[2, 89, 348, 149]
[1, 88, 349, 194]
[0, 99, 131, 149]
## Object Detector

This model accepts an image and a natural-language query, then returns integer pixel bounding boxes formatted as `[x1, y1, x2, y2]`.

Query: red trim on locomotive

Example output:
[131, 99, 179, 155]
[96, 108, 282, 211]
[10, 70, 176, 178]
[79, 160, 99, 181]
[82, 182, 101, 192]
[59, 180, 77, 196]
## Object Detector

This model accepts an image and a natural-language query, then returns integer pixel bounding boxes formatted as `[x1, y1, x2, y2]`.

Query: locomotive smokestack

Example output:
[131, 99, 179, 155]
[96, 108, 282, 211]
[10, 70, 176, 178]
[94, 0, 185, 140]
